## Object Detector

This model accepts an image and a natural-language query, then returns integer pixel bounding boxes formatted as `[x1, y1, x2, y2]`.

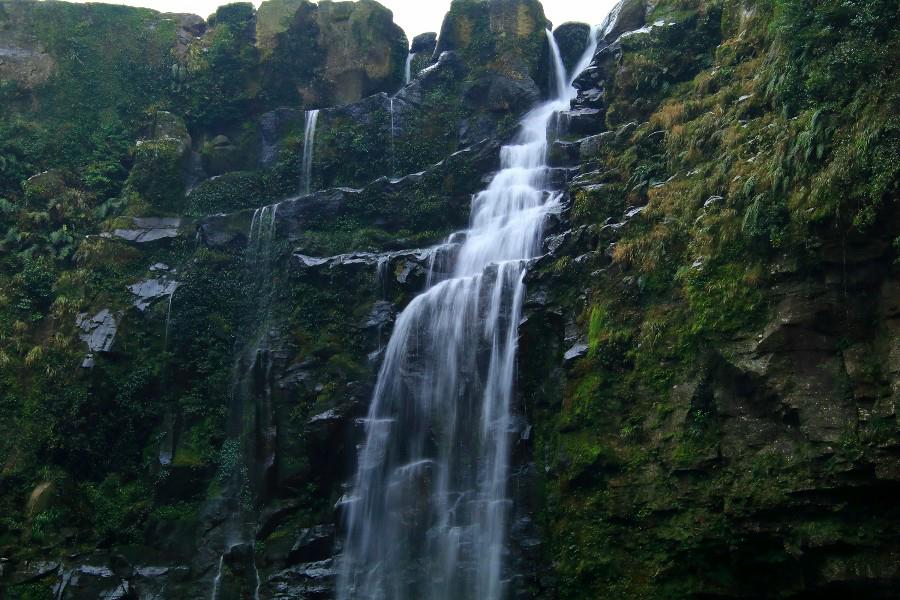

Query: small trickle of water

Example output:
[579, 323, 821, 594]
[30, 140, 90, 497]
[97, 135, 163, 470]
[252, 552, 261, 600]
[301, 109, 320, 195]
[210, 555, 224, 600]
[163, 284, 178, 351]
[389, 98, 396, 176]
[248, 203, 280, 261]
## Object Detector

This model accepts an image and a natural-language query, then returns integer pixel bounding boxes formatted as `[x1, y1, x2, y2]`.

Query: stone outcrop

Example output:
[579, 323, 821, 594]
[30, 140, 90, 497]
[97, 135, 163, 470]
[257, 0, 408, 105]
[0, 1, 55, 90]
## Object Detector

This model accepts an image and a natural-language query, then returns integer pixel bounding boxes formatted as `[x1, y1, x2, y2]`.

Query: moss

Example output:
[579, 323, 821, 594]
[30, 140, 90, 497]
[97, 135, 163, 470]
[186, 171, 267, 216]
[438, 0, 548, 81]
[123, 139, 186, 212]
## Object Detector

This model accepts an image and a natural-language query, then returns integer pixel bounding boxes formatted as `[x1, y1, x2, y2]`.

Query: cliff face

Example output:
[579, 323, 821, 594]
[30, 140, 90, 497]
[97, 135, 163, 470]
[519, 0, 900, 597]
[0, 0, 898, 598]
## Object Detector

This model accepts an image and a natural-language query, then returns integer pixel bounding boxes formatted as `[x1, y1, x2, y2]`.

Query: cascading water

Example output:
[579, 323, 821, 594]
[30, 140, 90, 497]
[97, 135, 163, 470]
[301, 109, 320, 195]
[207, 202, 282, 599]
[337, 25, 600, 600]
[389, 97, 396, 176]
[404, 51, 414, 84]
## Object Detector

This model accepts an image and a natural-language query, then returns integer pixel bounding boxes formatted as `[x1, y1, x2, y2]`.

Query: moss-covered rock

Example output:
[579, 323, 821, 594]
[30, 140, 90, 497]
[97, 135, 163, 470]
[435, 0, 549, 82]
[553, 22, 591, 74]
[257, 0, 408, 106]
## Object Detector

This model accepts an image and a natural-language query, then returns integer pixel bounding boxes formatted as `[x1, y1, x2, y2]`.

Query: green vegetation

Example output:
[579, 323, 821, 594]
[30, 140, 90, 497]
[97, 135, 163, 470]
[529, 0, 900, 596]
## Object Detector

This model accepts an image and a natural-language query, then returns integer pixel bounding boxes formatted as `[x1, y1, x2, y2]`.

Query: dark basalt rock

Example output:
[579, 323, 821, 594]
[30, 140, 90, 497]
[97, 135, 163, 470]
[259, 108, 302, 168]
[462, 74, 540, 115]
[553, 22, 592, 74]
[600, 0, 647, 45]
[288, 525, 335, 564]
[410, 32, 437, 55]
[267, 559, 334, 599]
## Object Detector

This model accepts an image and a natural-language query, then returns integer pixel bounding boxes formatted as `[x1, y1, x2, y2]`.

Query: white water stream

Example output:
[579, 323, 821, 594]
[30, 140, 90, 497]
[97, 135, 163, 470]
[301, 109, 319, 195]
[337, 26, 600, 600]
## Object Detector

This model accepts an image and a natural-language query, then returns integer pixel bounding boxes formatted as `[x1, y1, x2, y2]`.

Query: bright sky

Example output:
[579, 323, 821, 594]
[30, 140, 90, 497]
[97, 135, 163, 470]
[64, 0, 620, 40]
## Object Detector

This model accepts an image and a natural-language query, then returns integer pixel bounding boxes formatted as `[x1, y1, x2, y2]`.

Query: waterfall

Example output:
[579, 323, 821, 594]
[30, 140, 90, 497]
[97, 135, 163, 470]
[404, 51, 414, 84]
[389, 98, 396, 177]
[336, 27, 600, 600]
[301, 109, 319, 195]
[163, 285, 178, 351]
[206, 201, 283, 599]
[546, 29, 569, 100]
[210, 555, 224, 600]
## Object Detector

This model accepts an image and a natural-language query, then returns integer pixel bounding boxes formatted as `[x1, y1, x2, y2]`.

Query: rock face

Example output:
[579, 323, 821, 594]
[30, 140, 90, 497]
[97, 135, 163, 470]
[410, 31, 437, 55]
[257, 0, 408, 105]
[316, 0, 408, 103]
[0, 2, 55, 90]
[435, 0, 548, 80]
[552, 22, 591, 74]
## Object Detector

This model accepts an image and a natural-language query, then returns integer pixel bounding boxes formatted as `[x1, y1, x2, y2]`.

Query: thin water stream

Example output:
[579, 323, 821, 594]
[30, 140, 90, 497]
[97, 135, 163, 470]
[301, 109, 320, 195]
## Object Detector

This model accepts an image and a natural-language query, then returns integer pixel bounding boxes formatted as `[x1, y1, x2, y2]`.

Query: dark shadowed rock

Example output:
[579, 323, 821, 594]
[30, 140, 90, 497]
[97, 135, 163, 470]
[411, 32, 437, 55]
[553, 22, 591, 74]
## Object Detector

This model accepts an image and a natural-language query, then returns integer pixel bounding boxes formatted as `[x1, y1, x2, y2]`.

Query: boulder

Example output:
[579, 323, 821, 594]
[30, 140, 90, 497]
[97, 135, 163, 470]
[434, 0, 548, 81]
[599, 0, 647, 44]
[410, 32, 437, 55]
[462, 74, 540, 114]
[76, 309, 118, 355]
[148, 111, 191, 155]
[107, 217, 185, 244]
[127, 279, 179, 312]
[553, 22, 592, 74]
[256, 0, 311, 58]
[202, 134, 241, 176]
[259, 0, 408, 106]
[316, 0, 408, 103]
[408, 32, 438, 79]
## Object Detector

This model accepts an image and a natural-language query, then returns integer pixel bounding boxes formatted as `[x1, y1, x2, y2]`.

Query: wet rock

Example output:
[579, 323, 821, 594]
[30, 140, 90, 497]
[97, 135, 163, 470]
[462, 74, 540, 115]
[548, 140, 581, 167]
[267, 559, 334, 599]
[579, 131, 614, 160]
[563, 343, 589, 366]
[600, 0, 647, 45]
[76, 309, 118, 357]
[364, 300, 394, 330]
[559, 108, 605, 136]
[259, 108, 302, 168]
[53, 563, 127, 600]
[9, 560, 57, 585]
[288, 525, 335, 564]
[553, 22, 592, 74]
[107, 217, 184, 243]
[411, 32, 437, 55]
[127, 279, 179, 312]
